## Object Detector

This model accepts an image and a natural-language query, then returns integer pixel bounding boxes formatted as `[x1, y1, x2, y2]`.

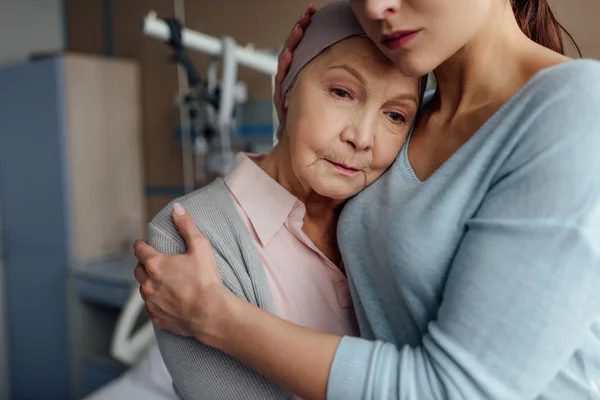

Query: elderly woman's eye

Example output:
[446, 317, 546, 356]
[331, 88, 351, 98]
[386, 111, 407, 123]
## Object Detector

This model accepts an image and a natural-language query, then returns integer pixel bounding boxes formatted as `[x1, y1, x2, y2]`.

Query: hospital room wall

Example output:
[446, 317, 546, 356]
[63, 0, 600, 225]
[0, 0, 65, 66]
[550, 0, 600, 59]
[0, 1, 65, 400]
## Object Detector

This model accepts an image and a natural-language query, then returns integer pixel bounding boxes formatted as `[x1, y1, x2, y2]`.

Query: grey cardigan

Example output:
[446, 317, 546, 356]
[147, 179, 292, 400]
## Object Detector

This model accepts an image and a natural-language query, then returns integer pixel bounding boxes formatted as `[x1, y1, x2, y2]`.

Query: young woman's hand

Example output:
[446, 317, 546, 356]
[273, 4, 317, 123]
[133, 203, 231, 344]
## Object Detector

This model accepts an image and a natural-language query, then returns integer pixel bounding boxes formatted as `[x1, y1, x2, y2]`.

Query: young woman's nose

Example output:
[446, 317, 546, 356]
[363, 0, 401, 20]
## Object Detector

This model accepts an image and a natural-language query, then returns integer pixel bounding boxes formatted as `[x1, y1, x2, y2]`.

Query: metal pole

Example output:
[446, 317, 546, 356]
[172, 0, 195, 194]
[143, 11, 278, 76]
[217, 36, 237, 174]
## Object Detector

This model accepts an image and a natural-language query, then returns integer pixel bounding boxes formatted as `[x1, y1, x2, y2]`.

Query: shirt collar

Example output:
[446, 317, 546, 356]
[224, 152, 304, 247]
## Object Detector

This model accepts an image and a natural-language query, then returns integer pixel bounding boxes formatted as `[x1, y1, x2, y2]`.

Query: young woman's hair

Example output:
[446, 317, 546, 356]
[511, 0, 582, 56]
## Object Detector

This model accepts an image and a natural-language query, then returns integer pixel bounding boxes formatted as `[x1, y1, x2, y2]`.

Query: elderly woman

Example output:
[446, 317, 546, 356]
[141, 2, 422, 399]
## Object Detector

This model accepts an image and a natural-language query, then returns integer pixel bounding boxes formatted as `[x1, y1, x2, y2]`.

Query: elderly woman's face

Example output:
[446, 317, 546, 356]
[284, 36, 419, 200]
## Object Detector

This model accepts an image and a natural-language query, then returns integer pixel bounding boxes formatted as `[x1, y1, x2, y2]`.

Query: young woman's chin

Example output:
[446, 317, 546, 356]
[380, 50, 436, 78]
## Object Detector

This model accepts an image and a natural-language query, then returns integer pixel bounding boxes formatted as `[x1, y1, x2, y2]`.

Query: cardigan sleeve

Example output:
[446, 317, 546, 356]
[147, 193, 292, 400]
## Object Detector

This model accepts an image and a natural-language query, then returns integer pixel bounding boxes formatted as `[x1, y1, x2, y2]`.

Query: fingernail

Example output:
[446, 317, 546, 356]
[283, 48, 289, 56]
[173, 202, 185, 216]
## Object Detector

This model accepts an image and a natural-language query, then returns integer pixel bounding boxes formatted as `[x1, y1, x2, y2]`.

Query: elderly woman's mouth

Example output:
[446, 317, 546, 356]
[326, 159, 360, 175]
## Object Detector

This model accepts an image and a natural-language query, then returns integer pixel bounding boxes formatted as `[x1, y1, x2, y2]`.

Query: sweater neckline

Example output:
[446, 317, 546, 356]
[396, 59, 583, 184]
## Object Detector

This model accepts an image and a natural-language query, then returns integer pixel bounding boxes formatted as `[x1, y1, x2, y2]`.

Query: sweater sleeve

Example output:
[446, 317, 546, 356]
[327, 66, 600, 399]
[147, 220, 291, 400]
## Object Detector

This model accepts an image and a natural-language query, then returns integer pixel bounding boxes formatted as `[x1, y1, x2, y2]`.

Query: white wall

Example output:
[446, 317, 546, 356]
[0, 2, 64, 398]
[0, 0, 65, 66]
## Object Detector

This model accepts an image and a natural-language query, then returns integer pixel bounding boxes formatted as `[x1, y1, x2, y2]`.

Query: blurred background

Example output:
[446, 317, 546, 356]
[0, 0, 597, 399]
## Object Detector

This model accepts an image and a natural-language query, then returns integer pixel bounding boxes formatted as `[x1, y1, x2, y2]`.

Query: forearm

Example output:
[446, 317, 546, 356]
[207, 290, 343, 400]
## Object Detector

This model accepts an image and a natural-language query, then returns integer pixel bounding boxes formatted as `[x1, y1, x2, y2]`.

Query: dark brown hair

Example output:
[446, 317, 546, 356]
[510, 0, 581, 56]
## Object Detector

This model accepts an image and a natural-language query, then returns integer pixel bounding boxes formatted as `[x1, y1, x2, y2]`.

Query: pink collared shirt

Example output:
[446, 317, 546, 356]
[224, 152, 359, 338]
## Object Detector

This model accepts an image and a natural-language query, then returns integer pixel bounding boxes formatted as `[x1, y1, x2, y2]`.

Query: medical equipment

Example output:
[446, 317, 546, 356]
[143, 11, 278, 77]
[144, 11, 277, 191]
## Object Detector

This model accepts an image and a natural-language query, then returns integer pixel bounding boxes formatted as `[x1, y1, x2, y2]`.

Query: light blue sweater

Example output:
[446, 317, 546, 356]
[330, 59, 600, 399]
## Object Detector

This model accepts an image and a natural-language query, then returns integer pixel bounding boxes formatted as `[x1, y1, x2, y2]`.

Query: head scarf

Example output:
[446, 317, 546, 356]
[280, 0, 364, 98]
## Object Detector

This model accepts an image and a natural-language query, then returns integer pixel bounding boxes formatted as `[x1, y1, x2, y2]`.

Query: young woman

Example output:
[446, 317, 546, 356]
[134, 0, 600, 399]
[137, 2, 421, 399]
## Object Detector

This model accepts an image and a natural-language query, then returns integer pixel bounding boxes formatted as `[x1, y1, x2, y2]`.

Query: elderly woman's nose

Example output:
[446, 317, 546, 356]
[341, 122, 375, 151]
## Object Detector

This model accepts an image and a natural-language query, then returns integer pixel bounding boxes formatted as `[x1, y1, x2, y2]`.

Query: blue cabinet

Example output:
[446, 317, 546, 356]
[0, 54, 143, 400]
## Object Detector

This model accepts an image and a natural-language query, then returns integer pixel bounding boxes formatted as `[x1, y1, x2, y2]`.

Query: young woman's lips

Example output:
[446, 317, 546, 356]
[327, 160, 359, 175]
[381, 30, 421, 50]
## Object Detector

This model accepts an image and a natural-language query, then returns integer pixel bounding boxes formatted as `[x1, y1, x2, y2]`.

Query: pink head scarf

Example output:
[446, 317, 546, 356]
[280, 0, 365, 98]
